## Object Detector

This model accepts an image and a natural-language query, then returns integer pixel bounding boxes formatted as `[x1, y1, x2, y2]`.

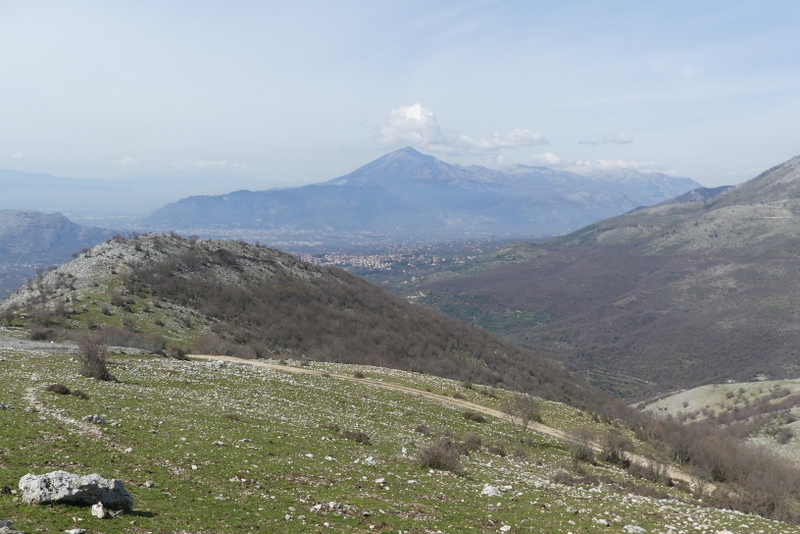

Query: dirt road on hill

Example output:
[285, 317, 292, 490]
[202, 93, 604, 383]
[190, 354, 705, 490]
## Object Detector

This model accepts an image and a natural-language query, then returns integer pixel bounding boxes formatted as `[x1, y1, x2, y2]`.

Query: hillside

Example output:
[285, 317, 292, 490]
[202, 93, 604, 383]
[2, 340, 799, 532]
[403, 154, 800, 398]
[0, 233, 607, 411]
[0, 210, 115, 297]
[141, 147, 701, 245]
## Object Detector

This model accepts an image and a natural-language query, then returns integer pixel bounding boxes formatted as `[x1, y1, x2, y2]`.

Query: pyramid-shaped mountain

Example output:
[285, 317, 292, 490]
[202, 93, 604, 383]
[142, 148, 701, 244]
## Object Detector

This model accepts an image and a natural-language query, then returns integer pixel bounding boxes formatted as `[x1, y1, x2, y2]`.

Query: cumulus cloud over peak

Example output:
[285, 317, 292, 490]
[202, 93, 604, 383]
[378, 104, 547, 155]
[376, 104, 453, 153]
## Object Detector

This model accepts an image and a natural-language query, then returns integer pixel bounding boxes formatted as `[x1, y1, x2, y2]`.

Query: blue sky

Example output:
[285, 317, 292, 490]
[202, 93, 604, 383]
[2, 0, 799, 190]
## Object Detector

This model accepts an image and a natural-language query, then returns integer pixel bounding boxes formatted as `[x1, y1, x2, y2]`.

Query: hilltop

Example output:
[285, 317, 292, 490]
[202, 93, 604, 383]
[0, 232, 605, 411]
[393, 154, 800, 398]
[0, 210, 114, 297]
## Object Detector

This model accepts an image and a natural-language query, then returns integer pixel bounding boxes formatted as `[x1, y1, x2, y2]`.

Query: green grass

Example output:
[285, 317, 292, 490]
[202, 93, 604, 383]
[0, 347, 796, 533]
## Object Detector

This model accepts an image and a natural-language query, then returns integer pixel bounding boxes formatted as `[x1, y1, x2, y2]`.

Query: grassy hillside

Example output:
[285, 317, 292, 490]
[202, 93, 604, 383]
[1, 339, 797, 533]
[0, 233, 608, 412]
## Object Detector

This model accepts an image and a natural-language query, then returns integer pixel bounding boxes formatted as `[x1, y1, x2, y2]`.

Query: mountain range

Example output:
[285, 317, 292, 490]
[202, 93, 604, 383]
[407, 154, 800, 398]
[142, 147, 702, 245]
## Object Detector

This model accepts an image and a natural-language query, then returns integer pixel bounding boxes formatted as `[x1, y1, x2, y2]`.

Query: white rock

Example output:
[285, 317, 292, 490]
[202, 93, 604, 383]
[481, 485, 502, 497]
[624, 526, 647, 533]
[18, 471, 133, 511]
[91, 501, 108, 518]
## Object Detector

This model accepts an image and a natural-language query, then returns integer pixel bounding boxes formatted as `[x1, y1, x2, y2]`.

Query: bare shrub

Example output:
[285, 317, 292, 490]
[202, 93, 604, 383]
[549, 469, 575, 485]
[70, 390, 89, 400]
[191, 334, 237, 356]
[501, 394, 542, 441]
[29, 328, 58, 341]
[488, 441, 506, 457]
[463, 432, 482, 452]
[462, 410, 486, 423]
[353, 371, 366, 379]
[599, 428, 632, 467]
[417, 439, 463, 473]
[77, 334, 116, 381]
[627, 458, 670, 485]
[569, 427, 596, 467]
[414, 424, 431, 436]
[775, 427, 794, 445]
[45, 384, 70, 395]
[342, 430, 371, 444]
[166, 345, 189, 360]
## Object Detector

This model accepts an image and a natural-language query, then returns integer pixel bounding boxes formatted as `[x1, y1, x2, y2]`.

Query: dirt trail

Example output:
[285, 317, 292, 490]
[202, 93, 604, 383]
[23, 387, 131, 453]
[191, 354, 705, 489]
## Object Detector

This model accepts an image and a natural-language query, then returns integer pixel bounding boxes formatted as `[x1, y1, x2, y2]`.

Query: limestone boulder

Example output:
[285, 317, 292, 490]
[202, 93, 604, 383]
[18, 471, 133, 511]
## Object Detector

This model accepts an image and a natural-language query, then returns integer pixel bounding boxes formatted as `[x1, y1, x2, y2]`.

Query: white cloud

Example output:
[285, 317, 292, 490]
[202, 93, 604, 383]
[175, 160, 250, 172]
[377, 104, 547, 155]
[531, 152, 562, 166]
[570, 158, 661, 173]
[10, 152, 23, 160]
[119, 156, 138, 166]
[530, 152, 664, 174]
[459, 129, 548, 153]
[580, 132, 633, 145]
[376, 104, 452, 153]
[601, 132, 633, 144]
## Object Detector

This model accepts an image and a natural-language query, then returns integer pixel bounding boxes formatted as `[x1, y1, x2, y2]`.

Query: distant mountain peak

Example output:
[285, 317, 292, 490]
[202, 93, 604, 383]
[143, 148, 703, 245]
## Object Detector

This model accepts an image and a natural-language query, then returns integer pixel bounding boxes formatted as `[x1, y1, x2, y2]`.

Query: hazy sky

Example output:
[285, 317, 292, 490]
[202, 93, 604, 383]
[2, 1, 799, 190]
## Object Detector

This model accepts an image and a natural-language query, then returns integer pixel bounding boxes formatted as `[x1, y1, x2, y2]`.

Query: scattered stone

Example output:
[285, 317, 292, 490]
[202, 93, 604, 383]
[481, 485, 502, 497]
[82, 415, 107, 424]
[0, 403, 10, 410]
[593, 517, 609, 527]
[624, 526, 647, 533]
[64, 529, 86, 534]
[500, 526, 512, 533]
[212, 440, 225, 446]
[0, 521, 25, 534]
[18, 470, 134, 511]
[144, 480, 155, 488]
[91, 502, 108, 519]
[362, 456, 377, 466]
[124, 447, 133, 454]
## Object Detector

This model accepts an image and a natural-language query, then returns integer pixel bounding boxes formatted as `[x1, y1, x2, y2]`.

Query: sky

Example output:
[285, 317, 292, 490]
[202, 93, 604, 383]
[2, 0, 800, 191]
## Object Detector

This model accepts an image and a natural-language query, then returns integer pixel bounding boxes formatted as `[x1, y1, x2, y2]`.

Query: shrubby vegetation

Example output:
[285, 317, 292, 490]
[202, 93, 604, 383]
[110, 234, 610, 411]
